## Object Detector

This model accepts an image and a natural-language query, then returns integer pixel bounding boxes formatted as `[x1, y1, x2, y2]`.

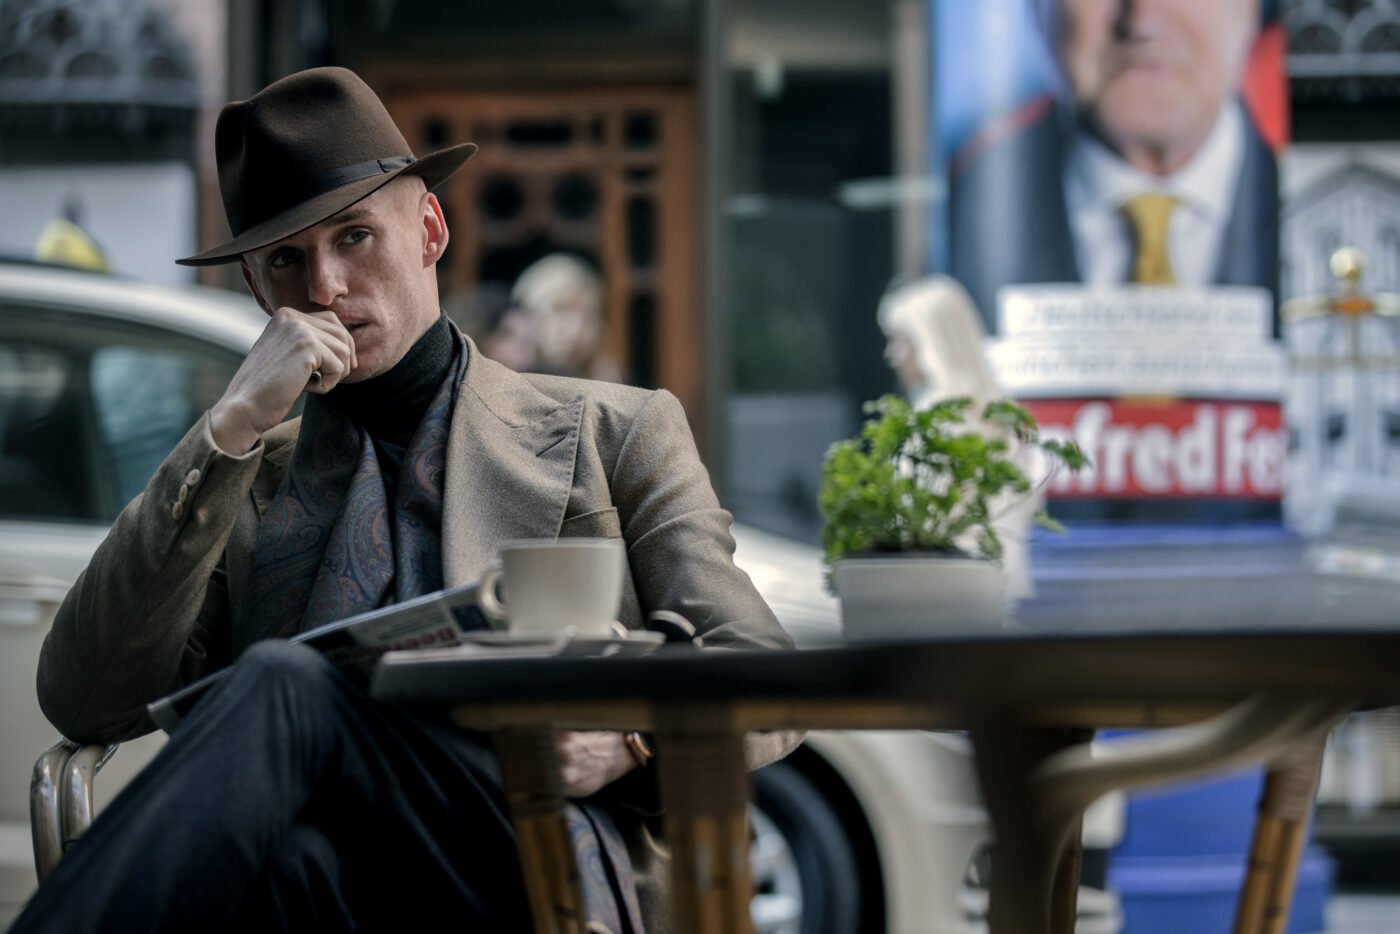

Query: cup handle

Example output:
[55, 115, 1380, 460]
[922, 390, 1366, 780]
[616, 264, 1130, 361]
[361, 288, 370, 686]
[478, 564, 508, 630]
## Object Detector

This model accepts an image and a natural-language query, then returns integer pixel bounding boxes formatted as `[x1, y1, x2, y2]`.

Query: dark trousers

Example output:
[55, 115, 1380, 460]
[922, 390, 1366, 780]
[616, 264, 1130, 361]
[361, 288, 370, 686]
[13, 640, 533, 933]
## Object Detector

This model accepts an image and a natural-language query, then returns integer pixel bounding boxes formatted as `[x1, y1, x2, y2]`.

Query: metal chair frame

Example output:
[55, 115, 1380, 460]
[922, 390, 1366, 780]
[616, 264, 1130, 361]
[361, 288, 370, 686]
[30, 740, 117, 882]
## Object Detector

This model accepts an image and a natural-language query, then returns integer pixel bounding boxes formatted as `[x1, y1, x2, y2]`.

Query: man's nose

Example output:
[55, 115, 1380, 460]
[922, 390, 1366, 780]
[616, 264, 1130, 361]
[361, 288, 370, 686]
[306, 254, 348, 308]
[1113, 0, 1166, 43]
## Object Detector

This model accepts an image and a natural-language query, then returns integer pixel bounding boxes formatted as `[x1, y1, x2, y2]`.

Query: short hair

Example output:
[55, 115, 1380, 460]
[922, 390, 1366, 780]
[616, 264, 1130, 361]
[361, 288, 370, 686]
[511, 253, 603, 316]
[876, 275, 1001, 407]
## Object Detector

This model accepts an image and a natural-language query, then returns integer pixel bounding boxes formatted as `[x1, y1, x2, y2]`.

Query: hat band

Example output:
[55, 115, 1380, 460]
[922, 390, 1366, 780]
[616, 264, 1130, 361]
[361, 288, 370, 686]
[307, 154, 417, 196]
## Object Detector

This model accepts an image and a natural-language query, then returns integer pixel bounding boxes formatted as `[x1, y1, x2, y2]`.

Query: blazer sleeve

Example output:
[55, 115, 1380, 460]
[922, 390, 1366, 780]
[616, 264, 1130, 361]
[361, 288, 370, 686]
[609, 389, 802, 776]
[37, 412, 263, 744]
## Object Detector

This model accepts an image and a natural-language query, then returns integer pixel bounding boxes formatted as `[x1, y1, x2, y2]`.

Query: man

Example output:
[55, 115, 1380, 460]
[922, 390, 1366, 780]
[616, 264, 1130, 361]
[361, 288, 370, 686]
[950, 0, 1277, 328]
[18, 67, 794, 932]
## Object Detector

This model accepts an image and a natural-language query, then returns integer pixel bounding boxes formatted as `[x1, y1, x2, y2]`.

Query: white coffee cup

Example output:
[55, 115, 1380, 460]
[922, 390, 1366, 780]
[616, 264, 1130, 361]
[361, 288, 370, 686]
[478, 538, 625, 638]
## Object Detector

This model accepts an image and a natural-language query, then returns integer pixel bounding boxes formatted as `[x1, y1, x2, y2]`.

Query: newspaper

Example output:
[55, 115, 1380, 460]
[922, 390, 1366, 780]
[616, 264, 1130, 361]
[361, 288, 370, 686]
[146, 582, 489, 733]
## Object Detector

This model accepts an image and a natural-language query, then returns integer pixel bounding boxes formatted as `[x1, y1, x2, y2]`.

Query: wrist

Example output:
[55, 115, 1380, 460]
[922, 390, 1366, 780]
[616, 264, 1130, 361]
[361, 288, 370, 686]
[209, 399, 260, 455]
[622, 731, 653, 769]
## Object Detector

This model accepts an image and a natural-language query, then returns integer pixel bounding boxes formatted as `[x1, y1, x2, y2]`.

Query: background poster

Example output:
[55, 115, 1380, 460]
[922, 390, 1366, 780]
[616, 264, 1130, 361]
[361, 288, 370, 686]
[933, 0, 1289, 515]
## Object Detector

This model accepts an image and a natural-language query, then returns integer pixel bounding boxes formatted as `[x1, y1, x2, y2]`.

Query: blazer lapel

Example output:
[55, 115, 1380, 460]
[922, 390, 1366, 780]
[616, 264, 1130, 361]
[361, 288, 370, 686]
[441, 341, 585, 587]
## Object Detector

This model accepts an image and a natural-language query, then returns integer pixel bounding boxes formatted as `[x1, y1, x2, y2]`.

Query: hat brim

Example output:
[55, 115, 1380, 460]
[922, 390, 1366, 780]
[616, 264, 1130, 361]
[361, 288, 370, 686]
[176, 142, 477, 267]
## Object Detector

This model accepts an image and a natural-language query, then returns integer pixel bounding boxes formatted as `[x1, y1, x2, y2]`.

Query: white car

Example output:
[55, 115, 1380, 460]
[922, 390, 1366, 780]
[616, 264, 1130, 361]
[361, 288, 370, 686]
[0, 260, 1010, 934]
[0, 263, 266, 929]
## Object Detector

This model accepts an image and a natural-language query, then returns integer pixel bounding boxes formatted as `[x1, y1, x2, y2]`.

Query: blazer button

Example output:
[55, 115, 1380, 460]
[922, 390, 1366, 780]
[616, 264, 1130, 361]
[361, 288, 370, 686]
[171, 501, 184, 521]
[177, 484, 189, 504]
[185, 468, 202, 486]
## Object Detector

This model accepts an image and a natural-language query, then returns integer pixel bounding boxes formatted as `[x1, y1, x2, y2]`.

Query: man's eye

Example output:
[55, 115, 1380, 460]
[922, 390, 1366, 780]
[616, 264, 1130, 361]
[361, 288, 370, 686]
[269, 251, 298, 269]
[344, 229, 370, 245]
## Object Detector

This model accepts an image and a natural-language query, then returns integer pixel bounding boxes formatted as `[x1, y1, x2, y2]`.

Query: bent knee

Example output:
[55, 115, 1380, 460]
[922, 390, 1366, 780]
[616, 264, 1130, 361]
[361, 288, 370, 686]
[237, 639, 336, 688]
[223, 641, 357, 737]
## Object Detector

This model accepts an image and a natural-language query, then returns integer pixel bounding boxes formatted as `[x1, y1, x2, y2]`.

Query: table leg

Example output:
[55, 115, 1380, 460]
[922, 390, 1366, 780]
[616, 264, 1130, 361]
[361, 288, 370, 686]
[1233, 739, 1328, 934]
[970, 722, 1094, 934]
[495, 727, 588, 934]
[654, 706, 754, 934]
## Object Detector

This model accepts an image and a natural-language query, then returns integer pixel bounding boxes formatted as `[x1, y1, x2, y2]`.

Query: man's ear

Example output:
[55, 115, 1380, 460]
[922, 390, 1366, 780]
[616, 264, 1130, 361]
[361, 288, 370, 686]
[240, 260, 273, 315]
[422, 192, 449, 267]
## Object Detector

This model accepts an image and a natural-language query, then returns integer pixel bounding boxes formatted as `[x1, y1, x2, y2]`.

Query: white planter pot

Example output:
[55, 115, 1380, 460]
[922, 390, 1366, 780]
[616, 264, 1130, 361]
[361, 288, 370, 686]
[834, 554, 1006, 642]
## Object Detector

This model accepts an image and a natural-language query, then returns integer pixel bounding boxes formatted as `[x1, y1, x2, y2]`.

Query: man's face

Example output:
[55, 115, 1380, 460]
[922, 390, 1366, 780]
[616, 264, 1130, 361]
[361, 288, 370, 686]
[1058, 0, 1258, 161]
[242, 177, 447, 382]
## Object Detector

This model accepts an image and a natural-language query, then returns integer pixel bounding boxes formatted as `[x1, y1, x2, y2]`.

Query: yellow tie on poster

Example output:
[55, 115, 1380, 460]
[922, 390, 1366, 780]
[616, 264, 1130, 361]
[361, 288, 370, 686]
[1120, 192, 1178, 286]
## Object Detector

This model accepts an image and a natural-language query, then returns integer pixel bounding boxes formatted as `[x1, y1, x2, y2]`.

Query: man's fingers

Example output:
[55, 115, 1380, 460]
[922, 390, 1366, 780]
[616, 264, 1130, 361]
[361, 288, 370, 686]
[295, 312, 354, 359]
[553, 731, 632, 798]
[273, 312, 352, 393]
[304, 342, 350, 393]
[302, 309, 351, 336]
[301, 310, 357, 372]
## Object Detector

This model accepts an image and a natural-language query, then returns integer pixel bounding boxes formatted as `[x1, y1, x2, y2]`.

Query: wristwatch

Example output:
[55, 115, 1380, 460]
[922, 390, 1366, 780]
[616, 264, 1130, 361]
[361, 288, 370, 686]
[623, 731, 654, 767]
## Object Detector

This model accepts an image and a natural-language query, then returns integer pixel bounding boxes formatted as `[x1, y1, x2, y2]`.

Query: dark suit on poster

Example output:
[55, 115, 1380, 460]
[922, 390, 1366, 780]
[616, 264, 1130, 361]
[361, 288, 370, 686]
[948, 96, 1280, 333]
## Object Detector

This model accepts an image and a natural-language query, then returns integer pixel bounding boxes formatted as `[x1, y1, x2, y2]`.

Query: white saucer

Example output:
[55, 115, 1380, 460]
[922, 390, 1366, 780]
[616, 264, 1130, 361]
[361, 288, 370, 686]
[459, 628, 665, 657]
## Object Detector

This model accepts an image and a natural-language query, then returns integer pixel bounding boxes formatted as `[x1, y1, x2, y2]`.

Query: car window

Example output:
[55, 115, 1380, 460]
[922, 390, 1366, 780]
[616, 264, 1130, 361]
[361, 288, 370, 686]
[0, 343, 84, 520]
[90, 347, 206, 508]
[0, 302, 244, 524]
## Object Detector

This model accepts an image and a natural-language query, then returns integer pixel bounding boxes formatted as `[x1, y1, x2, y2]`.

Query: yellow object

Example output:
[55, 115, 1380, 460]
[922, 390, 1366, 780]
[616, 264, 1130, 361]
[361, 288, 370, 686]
[1120, 193, 1178, 286]
[34, 218, 111, 273]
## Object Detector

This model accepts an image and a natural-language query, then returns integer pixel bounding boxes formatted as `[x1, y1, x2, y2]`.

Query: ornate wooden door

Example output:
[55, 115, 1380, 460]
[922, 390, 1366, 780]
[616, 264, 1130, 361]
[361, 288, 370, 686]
[381, 87, 702, 423]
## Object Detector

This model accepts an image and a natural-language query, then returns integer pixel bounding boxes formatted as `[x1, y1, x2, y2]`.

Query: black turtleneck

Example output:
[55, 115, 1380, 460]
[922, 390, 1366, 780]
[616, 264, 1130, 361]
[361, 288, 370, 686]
[327, 312, 455, 447]
[324, 313, 457, 501]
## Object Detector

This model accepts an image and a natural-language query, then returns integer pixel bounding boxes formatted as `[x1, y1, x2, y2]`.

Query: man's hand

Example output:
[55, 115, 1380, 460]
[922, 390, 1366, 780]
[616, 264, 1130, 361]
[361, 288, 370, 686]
[210, 308, 357, 454]
[555, 731, 637, 799]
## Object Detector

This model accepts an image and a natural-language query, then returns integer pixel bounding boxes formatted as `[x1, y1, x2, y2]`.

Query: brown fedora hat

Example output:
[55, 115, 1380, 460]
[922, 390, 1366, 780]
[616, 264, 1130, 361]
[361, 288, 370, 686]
[177, 67, 475, 266]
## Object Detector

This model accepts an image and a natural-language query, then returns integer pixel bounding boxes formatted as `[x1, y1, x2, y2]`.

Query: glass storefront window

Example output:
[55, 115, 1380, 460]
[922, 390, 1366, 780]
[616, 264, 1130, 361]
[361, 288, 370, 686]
[721, 0, 904, 543]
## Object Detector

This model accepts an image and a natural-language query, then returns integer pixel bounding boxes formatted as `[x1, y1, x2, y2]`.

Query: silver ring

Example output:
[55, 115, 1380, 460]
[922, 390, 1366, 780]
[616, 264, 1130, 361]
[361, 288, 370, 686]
[310, 370, 323, 385]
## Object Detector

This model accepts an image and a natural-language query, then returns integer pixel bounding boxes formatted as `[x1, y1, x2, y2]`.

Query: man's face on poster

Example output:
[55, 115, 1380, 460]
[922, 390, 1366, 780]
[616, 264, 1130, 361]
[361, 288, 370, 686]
[1058, 0, 1258, 165]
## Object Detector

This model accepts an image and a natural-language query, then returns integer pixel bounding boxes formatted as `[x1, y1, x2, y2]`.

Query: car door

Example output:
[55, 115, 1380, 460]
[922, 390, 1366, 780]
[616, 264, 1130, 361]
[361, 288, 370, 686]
[0, 296, 246, 924]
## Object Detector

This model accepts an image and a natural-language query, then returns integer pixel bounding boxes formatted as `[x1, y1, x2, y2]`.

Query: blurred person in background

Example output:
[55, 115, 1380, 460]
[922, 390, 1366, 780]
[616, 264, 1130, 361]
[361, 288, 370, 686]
[950, 0, 1276, 325]
[877, 276, 1042, 603]
[444, 280, 539, 372]
[512, 252, 625, 382]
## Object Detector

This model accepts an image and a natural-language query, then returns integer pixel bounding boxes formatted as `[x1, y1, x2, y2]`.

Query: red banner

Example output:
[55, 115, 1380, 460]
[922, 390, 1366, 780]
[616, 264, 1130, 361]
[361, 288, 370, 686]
[1025, 399, 1285, 499]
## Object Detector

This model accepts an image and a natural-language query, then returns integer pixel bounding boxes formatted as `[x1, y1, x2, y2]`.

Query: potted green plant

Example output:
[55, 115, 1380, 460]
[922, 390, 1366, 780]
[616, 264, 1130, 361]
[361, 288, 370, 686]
[819, 394, 1088, 639]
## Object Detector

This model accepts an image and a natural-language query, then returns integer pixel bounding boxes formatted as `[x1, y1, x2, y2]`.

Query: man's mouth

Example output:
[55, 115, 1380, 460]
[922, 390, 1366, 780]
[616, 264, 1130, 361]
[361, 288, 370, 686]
[1115, 44, 1177, 74]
